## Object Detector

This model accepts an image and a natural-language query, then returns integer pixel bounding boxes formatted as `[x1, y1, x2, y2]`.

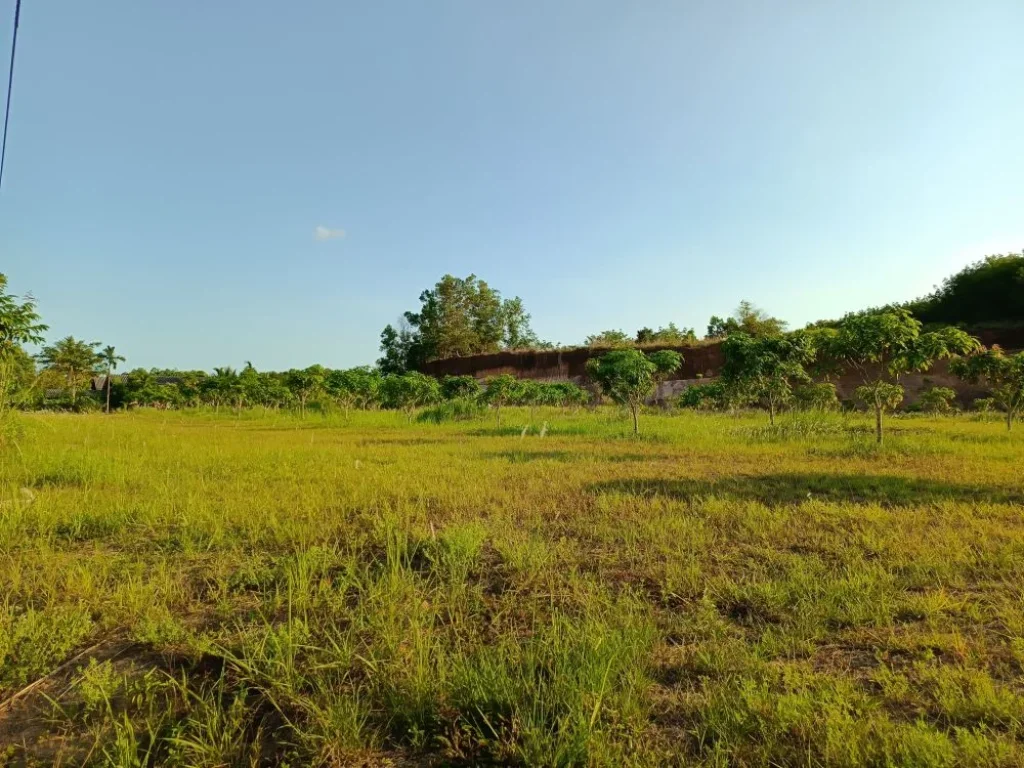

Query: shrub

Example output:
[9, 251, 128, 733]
[417, 398, 485, 424]
[918, 386, 957, 414]
[794, 382, 840, 411]
[677, 382, 732, 411]
[972, 397, 996, 413]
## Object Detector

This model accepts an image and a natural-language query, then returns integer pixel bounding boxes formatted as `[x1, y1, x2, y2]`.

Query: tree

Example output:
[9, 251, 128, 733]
[816, 309, 979, 443]
[326, 367, 382, 417]
[380, 372, 441, 420]
[285, 365, 326, 417]
[378, 275, 540, 371]
[99, 345, 125, 413]
[951, 347, 1024, 431]
[483, 374, 519, 428]
[636, 323, 698, 344]
[239, 362, 264, 411]
[918, 386, 957, 414]
[721, 332, 815, 425]
[37, 337, 102, 405]
[584, 330, 633, 348]
[0, 274, 47, 418]
[706, 301, 787, 339]
[209, 367, 243, 414]
[542, 381, 589, 410]
[908, 253, 1024, 327]
[586, 349, 682, 434]
[514, 379, 545, 423]
[440, 375, 482, 401]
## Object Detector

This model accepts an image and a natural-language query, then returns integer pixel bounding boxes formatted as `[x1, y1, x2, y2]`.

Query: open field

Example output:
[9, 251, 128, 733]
[1, 408, 1023, 766]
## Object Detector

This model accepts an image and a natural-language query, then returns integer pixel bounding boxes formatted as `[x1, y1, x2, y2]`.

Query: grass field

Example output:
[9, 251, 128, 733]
[1, 407, 1023, 766]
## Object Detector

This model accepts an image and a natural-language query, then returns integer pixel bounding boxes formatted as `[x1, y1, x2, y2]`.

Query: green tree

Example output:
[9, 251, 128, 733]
[380, 372, 441, 420]
[706, 301, 787, 339]
[326, 367, 382, 417]
[239, 362, 264, 411]
[440, 375, 482, 401]
[951, 347, 1024, 431]
[37, 337, 102, 405]
[584, 330, 633, 348]
[816, 309, 979, 443]
[483, 374, 520, 428]
[285, 365, 326, 417]
[909, 253, 1024, 327]
[586, 349, 682, 434]
[721, 332, 815, 425]
[99, 345, 125, 413]
[378, 275, 540, 371]
[918, 386, 957, 414]
[636, 322, 698, 344]
[0, 274, 47, 421]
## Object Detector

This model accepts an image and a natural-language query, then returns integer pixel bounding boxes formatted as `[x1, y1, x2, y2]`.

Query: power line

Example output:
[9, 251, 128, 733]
[0, 0, 22, 194]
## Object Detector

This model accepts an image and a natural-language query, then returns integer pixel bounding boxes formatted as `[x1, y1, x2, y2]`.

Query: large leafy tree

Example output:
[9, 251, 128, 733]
[952, 347, 1024, 431]
[37, 336, 102, 405]
[707, 301, 787, 339]
[816, 309, 979, 443]
[99, 345, 125, 413]
[586, 349, 682, 433]
[378, 275, 540, 371]
[0, 274, 47, 414]
[721, 332, 816, 425]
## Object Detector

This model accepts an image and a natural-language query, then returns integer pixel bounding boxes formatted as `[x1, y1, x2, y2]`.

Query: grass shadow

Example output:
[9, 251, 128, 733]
[589, 473, 1024, 507]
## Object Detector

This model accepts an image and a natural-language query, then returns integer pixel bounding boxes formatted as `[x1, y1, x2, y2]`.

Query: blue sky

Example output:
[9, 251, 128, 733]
[2, 1, 1022, 370]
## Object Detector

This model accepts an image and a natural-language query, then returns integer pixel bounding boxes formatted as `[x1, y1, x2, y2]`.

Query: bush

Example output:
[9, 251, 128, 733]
[972, 397, 996, 413]
[918, 386, 957, 414]
[794, 382, 839, 411]
[677, 382, 733, 411]
[417, 397, 485, 424]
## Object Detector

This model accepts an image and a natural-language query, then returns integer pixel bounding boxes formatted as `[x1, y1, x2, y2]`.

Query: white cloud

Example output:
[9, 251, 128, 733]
[314, 225, 346, 242]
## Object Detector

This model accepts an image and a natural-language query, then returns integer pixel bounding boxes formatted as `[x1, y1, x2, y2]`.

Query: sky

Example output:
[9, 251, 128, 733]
[2, 0, 1022, 371]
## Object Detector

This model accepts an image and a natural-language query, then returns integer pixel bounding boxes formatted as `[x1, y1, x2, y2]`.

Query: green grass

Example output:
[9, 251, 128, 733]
[0, 407, 1022, 766]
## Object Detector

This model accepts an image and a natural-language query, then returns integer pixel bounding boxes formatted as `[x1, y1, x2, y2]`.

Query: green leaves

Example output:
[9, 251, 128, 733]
[0, 273, 48, 359]
[586, 349, 683, 433]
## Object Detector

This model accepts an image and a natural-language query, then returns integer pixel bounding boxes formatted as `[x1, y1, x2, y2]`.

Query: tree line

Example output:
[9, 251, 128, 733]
[1, 257, 1022, 442]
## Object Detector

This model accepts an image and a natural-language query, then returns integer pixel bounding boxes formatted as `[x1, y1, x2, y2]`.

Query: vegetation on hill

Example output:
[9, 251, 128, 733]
[908, 252, 1024, 328]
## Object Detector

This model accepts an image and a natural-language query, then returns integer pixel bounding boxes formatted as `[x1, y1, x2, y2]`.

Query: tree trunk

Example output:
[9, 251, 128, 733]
[496, 403, 501, 429]
[1008, 409, 1014, 432]
[631, 403, 639, 434]
[875, 403, 883, 444]
[768, 400, 776, 426]
[106, 373, 112, 413]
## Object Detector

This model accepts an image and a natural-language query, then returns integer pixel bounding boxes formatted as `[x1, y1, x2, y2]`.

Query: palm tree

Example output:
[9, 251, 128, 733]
[37, 336, 101, 405]
[100, 345, 125, 413]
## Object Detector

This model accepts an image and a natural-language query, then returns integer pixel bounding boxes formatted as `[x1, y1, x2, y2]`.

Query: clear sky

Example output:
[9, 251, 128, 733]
[2, 1, 1022, 371]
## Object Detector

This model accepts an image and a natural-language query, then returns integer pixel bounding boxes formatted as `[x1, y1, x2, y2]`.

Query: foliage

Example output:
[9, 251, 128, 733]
[908, 252, 1024, 327]
[706, 300, 787, 339]
[482, 374, 520, 427]
[326, 367, 382, 414]
[36, 336, 102, 404]
[417, 397, 485, 423]
[951, 346, 1024, 431]
[815, 308, 979, 442]
[0, 273, 48, 359]
[584, 329, 633, 348]
[721, 332, 816, 424]
[378, 274, 541, 372]
[440, 375, 482, 401]
[918, 386, 957, 414]
[635, 322, 697, 344]
[379, 372, 441, 419]
[586, 349, 681, 433]
[793, 382, 840, 411]
[285, 365, 327, 415]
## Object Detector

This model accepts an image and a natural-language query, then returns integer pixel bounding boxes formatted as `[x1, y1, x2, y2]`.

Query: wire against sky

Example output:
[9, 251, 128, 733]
[0, 0, 23, 194]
